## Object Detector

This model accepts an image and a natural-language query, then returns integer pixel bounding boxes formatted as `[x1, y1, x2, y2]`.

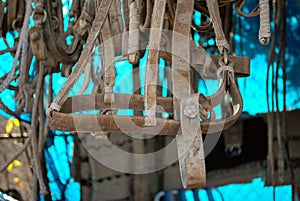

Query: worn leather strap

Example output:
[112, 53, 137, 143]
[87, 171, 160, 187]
[108, 0, 124, 56]
[171, 0, 206, 189]
[35, 1, 81, 65]
[128, 0, 141, 64]
[192, 3, 213, 32]
[101, 17, 116, 104]
[14, 0, 25, 30]
[178, 94, 206, 188]
[0, 0, 32, 94]
[235, 0, 260, 17]
[206, 0, 230, 54]
[122, 0, 130, 30]
[171, 0, 194, 119]
[47, 0, 113, 117]
[144, 0, 167, 126]
[6, 0, 18, 31]
[139, 0, 153, 30]
[259, 0, 271, 45]
[73, 0, 95, 36]
[0, 1, 4, 35]
[56, 0, 83, 59]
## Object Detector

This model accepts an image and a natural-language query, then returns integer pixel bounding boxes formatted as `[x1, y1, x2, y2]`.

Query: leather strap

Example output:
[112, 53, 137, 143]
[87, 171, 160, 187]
[206, 0, 230, 54]
[128, 0, 141, 64]
[34, 2, 81, 65]
[0, 1, 4, 35]
[235, 0, 260, 17]
[144, 0, 167, 126]
[139, 0, 153, 30]
[14, 0, 25, 30]
[122, 0, 130, 30]
[6, 0, 18, 31]
[259, 0, 271, 45]
[73, 0, 95, 36]
[192, 3, 213, 32]
[101, 17, 116, 103]
[171, 0, 206, 189]
[0, 0, 32, 94]
[178, 94, 206, 188]
[109, 0, 124, 56]
[47, 0, 113, 117]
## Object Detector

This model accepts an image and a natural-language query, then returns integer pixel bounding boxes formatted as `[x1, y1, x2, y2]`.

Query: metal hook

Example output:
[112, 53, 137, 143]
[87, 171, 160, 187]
[223, 48, 229, 65]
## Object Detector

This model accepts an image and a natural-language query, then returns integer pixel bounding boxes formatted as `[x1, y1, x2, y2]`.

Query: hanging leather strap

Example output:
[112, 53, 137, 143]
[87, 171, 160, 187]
[47, 0, 113, 117]
[35, 2, 81, 65]
[101, 18, 116, 103]
[172, 0, 194, 119]
[0, 1, 4, 35]
[108, 0, 124, 56]
[6, 0, 18, 31]
[0, 0, 32, 93]
[178, 94, 206, 188]
[206, 0, 230, 55]
[235, 0, 271, 45]
[171, 0, 206, 188]
[73, 0, 95, 36]
[128, 0, 141, 64]
[12, 0, 25, 30]
[109, 0, 124, 37]
[122, 0, 130, 30]
[144, 0, 167, 126]
[139, 0, 153, 30]
[259, 0, 271, 45]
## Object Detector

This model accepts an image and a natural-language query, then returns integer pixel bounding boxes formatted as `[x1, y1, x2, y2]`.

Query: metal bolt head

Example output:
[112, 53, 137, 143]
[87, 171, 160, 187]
[30, 32, 41, 41]
[183, 105, 198, 119]
[260, 37, 270, 45]
[128, 53, 140, 64]
[79, 19, 88, 29]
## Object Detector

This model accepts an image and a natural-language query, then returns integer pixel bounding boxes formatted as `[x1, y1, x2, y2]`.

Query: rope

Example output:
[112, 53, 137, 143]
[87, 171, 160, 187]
[0, 135, 32, 173]
[266, 0, 290, 190]
[19, 2, 31, 87]
[0, 99, 25, 116]
[235, 0, 260, 17]
[30, 63, 48, 195]
[0, 47, 17, 55]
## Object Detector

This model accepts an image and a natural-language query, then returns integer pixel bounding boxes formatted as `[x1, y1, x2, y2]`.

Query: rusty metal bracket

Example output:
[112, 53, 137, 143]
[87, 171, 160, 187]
[178, 94, 206, 188]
